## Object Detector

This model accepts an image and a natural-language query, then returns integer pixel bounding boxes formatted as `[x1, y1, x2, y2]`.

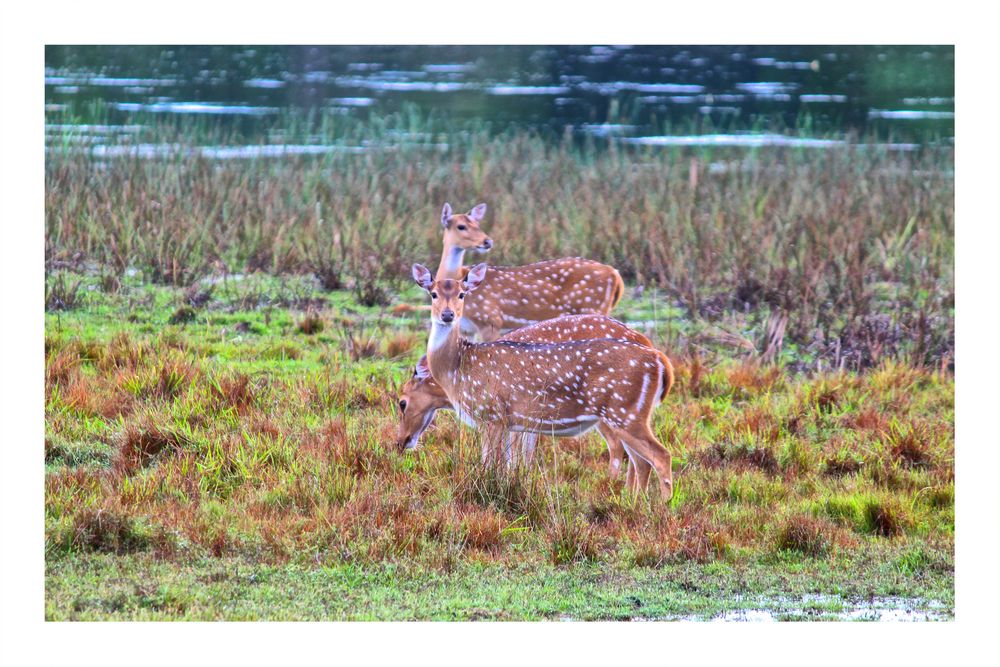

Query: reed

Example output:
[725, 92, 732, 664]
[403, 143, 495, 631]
[45, 110, 954, 366]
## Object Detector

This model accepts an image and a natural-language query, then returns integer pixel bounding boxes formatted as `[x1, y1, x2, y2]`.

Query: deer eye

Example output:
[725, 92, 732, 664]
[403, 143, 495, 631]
[399, 400, 407, 413]
[458, 292, 465, 299]
[457, 224, 467, 231]
[431, 292, 438, 299]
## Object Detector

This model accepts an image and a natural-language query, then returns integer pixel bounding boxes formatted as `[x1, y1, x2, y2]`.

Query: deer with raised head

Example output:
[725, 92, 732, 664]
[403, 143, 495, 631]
[433, 202, 625, 342]
[411, 262, 675, 498]
[395, 314, 672, 491]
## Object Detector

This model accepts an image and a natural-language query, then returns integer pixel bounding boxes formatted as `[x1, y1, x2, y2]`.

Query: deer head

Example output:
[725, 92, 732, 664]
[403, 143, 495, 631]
[440, 202, 492, 252]
[412, 262, 488, 328]
[395, 355, 451, 450]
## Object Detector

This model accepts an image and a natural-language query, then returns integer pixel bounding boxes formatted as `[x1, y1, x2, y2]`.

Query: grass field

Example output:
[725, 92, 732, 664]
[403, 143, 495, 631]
[44, 273, 953, 620]
[44, 114, 954, 620]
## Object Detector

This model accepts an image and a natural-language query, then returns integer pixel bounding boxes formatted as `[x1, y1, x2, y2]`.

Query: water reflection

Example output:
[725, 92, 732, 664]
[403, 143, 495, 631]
[113, 102, 279, 115]
[623, 133, 919, 150]
[44, 45, 954, 150]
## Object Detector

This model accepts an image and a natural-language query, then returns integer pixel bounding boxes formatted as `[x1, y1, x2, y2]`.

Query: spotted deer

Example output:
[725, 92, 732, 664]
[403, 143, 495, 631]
[435, 203, 625, 342]
[395, 314, 671, 490]
[411, 263, 675, 498]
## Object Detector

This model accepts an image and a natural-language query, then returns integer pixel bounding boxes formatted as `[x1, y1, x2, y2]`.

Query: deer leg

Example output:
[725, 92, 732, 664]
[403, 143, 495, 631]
[620, 444, 647, 495]
[504, 431, 532, 468]
[620, 441, 653, 493]
[482, 423, 505, 465]
[634, 457, 653, 492]
[518, 432, 538, 466]
[608, 424, 673, 501]
[597, 423, 626, 478]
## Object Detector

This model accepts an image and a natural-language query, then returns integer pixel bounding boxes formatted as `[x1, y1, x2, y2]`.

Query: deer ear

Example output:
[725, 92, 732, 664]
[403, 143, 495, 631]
[412, 264, 434, 291]
[414, 355, 431, 379]
[468, 203, 487, 221]
[464, 263, 489, 291]
[440, 203, 452, 229]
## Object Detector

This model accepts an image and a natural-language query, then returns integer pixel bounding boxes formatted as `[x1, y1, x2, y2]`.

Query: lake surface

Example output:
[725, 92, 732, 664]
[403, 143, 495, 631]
[45, 45, 954, 152]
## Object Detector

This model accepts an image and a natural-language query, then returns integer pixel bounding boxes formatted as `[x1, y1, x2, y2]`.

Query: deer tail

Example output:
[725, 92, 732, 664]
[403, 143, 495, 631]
[608, 269, 625, 311]
[658, 351, 675, 402]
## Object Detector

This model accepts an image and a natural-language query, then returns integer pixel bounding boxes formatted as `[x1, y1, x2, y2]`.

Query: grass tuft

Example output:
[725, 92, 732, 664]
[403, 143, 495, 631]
[774, 514, 834, 556]
[342, 329, 382, 361]
[460, 509, 507, 554]
[46, 273, 85, 311]
[700, 436, 779, 474]
[46, 347, 81, 388]
[168, 306, 197, 325]
[547, 511, 599, 565]
[384, 331, 420, 359]
[884, 423, 933, 468]
[69, 507, 153, 555]
[861, 498, 910, 537]
[297, 310, 325, 335]
[457, 460, 544, 523]
[112, 421, 187, 474]
[823, 449, 865, 476]
[209, 373, 259, 415]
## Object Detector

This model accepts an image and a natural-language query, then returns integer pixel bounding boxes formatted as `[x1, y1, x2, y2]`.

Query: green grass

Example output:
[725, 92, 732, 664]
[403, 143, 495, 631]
[47, 547, 953, 621]
[43, 274, 954, 620]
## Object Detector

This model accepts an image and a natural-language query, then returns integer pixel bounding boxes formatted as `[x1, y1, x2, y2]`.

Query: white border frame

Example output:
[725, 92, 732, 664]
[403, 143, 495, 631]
[3, 2, 997, 666]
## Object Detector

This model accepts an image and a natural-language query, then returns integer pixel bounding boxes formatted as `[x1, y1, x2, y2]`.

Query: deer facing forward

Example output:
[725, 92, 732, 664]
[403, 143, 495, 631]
[412, 262, 675, 499]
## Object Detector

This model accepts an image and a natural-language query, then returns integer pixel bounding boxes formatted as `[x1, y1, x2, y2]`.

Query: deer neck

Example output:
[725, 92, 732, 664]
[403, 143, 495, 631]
[436, 243, 466, 281]
[425, 320, 464, 398]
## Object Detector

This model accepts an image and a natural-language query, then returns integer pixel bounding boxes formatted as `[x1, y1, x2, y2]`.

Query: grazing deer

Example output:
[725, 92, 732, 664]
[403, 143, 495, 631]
[411, 263, 676, 498]
[435, 203, 625, 342]
[395, 314, 671, 489]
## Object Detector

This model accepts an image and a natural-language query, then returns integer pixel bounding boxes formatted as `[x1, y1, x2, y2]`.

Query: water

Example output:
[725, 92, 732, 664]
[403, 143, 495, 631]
[44, 45, 954, 154]
[615, 595, 951, 622]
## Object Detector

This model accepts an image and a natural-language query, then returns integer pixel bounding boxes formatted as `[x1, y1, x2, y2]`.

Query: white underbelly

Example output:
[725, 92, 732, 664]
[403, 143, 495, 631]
[510, 419, 599, 437]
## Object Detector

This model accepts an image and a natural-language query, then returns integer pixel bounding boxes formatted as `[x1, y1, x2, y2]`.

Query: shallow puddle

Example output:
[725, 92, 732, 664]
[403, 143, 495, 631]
[630, 595, 952, 622]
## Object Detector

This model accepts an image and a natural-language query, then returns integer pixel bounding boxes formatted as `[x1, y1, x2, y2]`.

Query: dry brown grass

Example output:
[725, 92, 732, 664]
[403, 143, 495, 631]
[774, 514, 843, 556]
[209, 373, 260, 415]
[296, 310, 325, 335]
[384, 331, 420, 359]
[843, 406, 891, 432]
[884, 423, 934, 469]
[460, 508, 507, 554]
[823, 442, 865, 477]
[342, 329, 381, 361]
[863, 499, 911, 537]
[699, 438, 779, 475]
[112, 420, 187, 474]
[46, 348, 81, 389]
[99, 333, 150, 372]
[44, 309, 953, 574]
[726, 361, 786, 397]
[627, 510, 725, 566]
